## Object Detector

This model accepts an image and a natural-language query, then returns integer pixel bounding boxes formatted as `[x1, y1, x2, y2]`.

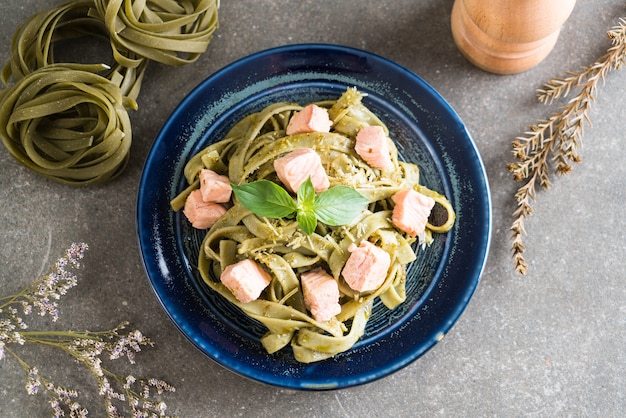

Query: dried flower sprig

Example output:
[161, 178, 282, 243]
[0, 243, 176, 417]
[508, 18, 626, 275]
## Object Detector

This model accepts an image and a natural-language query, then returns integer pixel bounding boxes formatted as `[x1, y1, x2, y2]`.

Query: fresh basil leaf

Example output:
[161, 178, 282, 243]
[231, 180, 297, 218]
[232, 179, 368, 234]
[297, 208, 317, 235]
[297, 177, 316, 212]
[314, 186, 369, 226]
[296, 178, 318, 234]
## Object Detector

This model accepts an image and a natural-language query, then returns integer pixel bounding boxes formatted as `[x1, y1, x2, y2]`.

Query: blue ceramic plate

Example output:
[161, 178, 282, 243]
[137, 44, 491, 390]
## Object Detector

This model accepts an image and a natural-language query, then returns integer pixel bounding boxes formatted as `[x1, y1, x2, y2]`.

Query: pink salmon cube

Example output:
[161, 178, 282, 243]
[391, 189, 435, 237]
[273, 148, 330, 193]
[286, 104, 332, 135]
[354, 125, 393, 170]
[341, 240, 391, 292]
[199, 169, 232, 203]
[301, 268, 341, 322]
[220, 259, 272, 303]
[183, 189, 227, 229]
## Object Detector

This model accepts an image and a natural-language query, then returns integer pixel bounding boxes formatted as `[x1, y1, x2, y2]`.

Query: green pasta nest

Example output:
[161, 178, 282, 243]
[0, 0, 219, 186]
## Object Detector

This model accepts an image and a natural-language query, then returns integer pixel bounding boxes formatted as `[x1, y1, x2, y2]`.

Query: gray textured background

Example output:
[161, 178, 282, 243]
[1, 0, 625, 416]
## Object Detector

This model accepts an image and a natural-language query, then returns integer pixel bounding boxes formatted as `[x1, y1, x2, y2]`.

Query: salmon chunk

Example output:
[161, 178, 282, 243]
[199, 169, 232, 203]
[341, 240, 391, 293]
[391, 189, 435, 237]
[183, 189, 227, 229]
[301, 268, 341, 322]
[220, 259, 272, 303]
[286, 104, 332, 135]
[354, 125, 393, 170]
[273, 148, 330, 193]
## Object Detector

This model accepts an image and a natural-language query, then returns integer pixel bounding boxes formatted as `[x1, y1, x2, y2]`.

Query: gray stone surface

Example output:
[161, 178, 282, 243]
[1, 0, 625, 417]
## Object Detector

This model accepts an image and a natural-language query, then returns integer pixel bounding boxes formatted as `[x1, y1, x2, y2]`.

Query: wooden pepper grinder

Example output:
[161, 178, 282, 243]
[451, 0, 576, 74]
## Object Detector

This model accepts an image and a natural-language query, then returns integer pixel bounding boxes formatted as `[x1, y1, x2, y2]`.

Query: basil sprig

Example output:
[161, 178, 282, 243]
[231, 178, 369, 234]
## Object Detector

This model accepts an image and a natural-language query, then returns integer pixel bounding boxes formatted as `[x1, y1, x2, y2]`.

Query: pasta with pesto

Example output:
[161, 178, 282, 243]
[171, 87, 455, 363]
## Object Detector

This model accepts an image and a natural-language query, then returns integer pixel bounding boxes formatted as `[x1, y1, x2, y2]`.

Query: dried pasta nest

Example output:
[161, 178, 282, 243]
[0, 0, 220, 185]
[0, 64, 136, 186]
[1, 0, 148, 100]
[94, 0, 220, 67]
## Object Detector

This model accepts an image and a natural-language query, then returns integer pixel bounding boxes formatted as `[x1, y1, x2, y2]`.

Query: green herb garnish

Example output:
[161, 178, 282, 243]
[231, 178, 369, 234]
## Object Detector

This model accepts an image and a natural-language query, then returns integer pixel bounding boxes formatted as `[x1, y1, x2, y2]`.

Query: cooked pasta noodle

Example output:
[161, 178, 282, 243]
[172, 87, 456, 362]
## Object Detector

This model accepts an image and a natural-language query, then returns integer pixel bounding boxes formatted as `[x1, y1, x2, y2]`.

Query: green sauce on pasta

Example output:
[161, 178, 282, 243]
[172, 87, 455, 363]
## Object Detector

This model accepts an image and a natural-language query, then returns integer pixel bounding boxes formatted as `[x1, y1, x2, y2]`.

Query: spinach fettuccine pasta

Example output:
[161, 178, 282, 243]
[94, 0, 219, 67]
[172, 88, 455, 363]
[0, 64, 135, 186]
[0, 0, 219, 185]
